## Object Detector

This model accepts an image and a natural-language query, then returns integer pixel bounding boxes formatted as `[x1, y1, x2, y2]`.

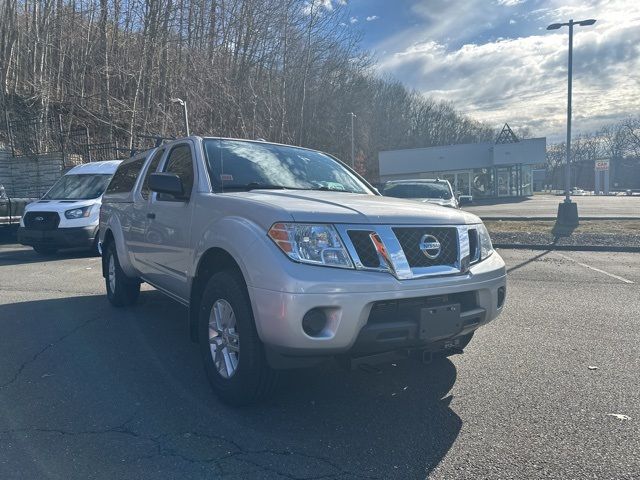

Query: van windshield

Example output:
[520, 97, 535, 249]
[43, 174, 113, 200]
[383, 182, 453, 200]
[203, 139, 373, 194]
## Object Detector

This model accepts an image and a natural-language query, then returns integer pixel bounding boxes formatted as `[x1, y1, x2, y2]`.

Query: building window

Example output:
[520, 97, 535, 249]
[472, 168, 493, 198]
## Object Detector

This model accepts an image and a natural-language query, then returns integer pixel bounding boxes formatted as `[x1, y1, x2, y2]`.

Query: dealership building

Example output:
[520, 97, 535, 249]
[378, 133, 547, 199]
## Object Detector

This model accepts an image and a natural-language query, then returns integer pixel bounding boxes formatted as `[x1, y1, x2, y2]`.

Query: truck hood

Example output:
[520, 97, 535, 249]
[24, 199, 99, 212]
[222, 190, 481, 225]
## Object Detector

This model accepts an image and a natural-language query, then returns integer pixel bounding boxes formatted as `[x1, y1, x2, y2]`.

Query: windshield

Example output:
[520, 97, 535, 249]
[43, 174, 113, 200]
[383, 182, 453, 200]
[204, 139, 373, 194]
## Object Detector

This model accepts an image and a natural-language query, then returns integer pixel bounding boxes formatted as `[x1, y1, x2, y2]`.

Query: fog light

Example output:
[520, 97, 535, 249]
[302, 308, 327, 337]
[497, 286, 506, 308]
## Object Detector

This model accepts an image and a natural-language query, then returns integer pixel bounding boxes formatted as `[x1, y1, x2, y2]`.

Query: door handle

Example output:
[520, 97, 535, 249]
[147, 213, 156, 219]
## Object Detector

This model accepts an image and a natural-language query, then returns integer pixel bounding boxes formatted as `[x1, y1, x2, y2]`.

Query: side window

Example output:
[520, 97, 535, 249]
[105, 158, 145, 194]
[158, 144, 194, 201]
[140, 149, 165, 200]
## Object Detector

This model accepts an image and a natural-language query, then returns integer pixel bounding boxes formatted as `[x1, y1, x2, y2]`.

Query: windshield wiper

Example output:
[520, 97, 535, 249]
[222, 182, 296, 191]
[307, 186, 357, 193]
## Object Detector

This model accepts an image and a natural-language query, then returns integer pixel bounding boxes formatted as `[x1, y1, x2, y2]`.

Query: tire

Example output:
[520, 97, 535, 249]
[198, 270, 277, 405]
[33, 246, 58, 255]
[104, 242, 140, 307]
[90, 233, 101, 257]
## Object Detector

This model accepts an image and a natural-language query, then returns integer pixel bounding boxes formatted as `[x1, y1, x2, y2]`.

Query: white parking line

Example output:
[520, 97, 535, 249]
[553, 252, 634, 284]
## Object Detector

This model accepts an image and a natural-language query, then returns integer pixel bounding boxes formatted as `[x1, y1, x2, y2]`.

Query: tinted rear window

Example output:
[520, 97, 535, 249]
[383, 182, 452, 200]
[105, 158, 145, 195]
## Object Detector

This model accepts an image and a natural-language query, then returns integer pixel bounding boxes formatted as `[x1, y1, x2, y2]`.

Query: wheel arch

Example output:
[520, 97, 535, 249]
[189, 247, 245, 342]
[101, 229, 115, 278]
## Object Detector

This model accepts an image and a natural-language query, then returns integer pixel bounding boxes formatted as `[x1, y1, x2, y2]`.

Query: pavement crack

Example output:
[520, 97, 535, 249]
[0, 312, 102, 389]
[0, 424, 378, 480]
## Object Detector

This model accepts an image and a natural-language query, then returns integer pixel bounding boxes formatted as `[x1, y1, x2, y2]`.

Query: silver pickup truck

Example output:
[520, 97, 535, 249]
[99, 136, 506, 404]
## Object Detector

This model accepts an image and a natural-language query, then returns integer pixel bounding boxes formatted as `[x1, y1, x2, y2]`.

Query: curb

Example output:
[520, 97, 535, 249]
[494, 243, 640, 253]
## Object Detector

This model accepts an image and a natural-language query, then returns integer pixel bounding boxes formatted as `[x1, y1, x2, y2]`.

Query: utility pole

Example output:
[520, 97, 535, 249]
[547, 18, 596, 225]
[170, 98, 190, 136]
[348, 112, 356, 168]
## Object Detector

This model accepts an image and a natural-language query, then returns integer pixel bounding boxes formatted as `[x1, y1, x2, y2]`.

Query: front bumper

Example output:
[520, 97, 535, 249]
[18, 226, 98, 249]
[249, 251, 506, 356]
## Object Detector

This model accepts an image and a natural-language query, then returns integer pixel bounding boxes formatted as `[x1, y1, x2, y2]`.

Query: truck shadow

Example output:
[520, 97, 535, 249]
[0, 244, 97, 266]
[0, 290, 460, 478]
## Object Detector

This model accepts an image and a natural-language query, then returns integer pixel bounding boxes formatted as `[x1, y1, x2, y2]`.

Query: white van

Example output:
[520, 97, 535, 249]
[18, 160, 122, 255]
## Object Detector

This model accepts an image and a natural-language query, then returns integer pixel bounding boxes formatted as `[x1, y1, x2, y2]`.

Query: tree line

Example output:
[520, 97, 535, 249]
[0, 0, 494, 179]
[546, 116, 640, 190]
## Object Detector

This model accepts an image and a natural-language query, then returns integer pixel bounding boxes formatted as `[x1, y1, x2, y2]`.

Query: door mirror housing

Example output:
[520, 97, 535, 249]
[149, 173, 184, 197]
[458, 195, 473, 206]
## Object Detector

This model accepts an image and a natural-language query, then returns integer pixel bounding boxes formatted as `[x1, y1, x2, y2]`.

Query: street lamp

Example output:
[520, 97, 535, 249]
[170, 98, 190, 136]
[547, 18, 596, 225]
[348, 112, 356, 168]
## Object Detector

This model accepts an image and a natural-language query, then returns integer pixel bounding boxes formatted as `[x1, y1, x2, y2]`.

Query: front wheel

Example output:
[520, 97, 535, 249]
[198, 270, 277, 405]
[104, 242, 140, 307]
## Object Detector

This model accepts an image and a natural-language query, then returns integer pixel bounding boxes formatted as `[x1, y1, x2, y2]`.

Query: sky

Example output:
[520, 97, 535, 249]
[340, 0, 640, 141]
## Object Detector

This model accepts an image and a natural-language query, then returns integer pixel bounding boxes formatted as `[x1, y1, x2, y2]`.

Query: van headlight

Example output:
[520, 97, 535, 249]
[268, 223, 354, 268]
[65, 205, 93, 219]
[477, 223, 494, 260]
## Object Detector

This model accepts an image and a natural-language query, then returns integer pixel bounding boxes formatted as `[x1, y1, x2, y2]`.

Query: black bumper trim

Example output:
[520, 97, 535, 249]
[18, 225, 98, 249]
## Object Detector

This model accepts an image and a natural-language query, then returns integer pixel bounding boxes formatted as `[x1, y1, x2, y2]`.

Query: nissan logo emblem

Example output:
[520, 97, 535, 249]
[419, 234, 441, 259]
[35, 216, 44, 221]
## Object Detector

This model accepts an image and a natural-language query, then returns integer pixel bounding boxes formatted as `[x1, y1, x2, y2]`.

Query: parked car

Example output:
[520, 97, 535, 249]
[0, 184, 39, 231]
[17, 160, 122, 255]
[99, 137, 506, 405]
[382, 179, 463, 208]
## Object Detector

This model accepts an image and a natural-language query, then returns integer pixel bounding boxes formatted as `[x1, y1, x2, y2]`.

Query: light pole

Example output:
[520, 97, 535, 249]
[547, 18, 596, 225]
[348, 112, 356, 168]
[170, 98, 190, 136]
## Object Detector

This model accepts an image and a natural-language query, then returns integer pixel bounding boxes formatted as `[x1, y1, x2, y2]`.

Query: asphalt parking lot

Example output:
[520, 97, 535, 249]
[465, 194, 640, 219]
[1, 244, 639, 479]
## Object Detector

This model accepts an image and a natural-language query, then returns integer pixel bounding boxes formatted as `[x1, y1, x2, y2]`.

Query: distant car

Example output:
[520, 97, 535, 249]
[0, 184, 39, 230]
[17, 160, 122, 255]
[382, 179, 460, 208]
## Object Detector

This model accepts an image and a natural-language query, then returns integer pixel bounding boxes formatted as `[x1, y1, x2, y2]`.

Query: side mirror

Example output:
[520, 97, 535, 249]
[458, 195, 473, 205]
[149, 173, 184, 197]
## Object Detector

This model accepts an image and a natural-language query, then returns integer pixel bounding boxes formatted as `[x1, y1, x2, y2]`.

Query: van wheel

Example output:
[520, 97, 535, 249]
[199, 270, 277, 405]
[33, 246, 58, 255]
[90, 233, 101, 257]
[105, 242, 140, 307]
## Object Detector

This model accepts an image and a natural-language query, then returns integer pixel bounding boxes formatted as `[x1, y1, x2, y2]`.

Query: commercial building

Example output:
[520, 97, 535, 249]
[378, 136, 546, 199]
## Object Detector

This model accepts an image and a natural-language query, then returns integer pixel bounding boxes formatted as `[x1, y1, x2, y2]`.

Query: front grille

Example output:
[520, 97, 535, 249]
[468, 228, 479, 263]
[392, 227, 458, 268]
[348, 230, 380, 268]
[368, 292, 478, 324]
[23, 211, 60, 230]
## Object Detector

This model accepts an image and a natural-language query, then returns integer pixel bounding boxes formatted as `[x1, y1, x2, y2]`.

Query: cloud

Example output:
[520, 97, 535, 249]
[350, 16, 358, 24]
[373, 0, 640, 139]
[366, 15, 379, 22]
[496, 0, 527, 6]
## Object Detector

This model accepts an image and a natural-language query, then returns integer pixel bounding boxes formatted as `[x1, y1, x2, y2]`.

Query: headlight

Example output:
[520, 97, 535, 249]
[477, 223, 494, 260]
[65, 205, 93, 219]
[268, 223, 353, 268]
